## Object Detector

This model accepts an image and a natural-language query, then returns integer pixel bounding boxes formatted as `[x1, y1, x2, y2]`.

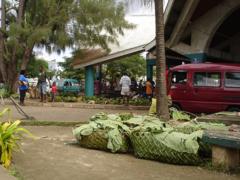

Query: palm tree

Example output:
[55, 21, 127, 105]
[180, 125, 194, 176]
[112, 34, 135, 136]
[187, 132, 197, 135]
[154, 0, 170, 120]
[0, 0, 6, 83]
[128, 0, 170, 120]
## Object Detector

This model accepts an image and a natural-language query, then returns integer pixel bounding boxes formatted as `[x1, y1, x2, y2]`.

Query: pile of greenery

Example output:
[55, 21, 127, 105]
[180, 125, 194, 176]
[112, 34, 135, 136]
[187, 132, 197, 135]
[83, 96, 151, 106]
[0, 108, 32, 168]
[73, 113, 131, 153]
[0, 88, 10, 98]
[73, 112, 228, 165]
[51, 95, 151, 106]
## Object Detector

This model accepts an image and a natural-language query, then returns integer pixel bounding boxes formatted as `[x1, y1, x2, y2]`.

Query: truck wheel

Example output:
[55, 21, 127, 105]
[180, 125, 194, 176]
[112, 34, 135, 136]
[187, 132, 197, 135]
[227, 107, 240, 112]
[171, 103, 181, 111]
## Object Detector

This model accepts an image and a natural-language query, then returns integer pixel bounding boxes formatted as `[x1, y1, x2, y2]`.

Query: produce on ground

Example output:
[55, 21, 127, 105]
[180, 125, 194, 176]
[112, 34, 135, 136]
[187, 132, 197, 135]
[73, 111, 228, 165]
[73, 113, 131, 153]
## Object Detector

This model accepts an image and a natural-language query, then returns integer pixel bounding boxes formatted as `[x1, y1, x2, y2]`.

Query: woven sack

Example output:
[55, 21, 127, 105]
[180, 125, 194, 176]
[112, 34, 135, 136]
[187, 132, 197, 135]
[130, 131, 202, 165]
[78, 129, 129, 153]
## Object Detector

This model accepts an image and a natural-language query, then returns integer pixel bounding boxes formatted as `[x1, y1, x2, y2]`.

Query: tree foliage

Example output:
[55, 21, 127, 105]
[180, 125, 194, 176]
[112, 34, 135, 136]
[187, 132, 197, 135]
[59, 54, 146, 82]
[59, 57, 85, 81]
[105, 55, 146, 80]
[26, 58, 48, 78]
[0, 0, 133, 91]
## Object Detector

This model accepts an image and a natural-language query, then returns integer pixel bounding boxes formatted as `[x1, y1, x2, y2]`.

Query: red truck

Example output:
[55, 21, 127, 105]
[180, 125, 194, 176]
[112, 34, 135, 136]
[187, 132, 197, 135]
[168, 63, 240, 113]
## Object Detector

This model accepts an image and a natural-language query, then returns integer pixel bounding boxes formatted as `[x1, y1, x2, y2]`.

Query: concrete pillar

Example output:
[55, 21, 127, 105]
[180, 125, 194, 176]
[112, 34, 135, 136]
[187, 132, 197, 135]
[185, 53, 207, 63]
[212, 145, 240, 171]
[147, 64, 153, 80]
[146, 59, 155, 80]
[95, 65, 102, 95]
[85, 66, 94, 97]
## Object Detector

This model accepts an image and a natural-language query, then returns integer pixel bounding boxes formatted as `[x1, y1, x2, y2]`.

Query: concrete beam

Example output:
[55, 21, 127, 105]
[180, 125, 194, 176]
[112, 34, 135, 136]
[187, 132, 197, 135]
[169, 0, 240, 58]
[167, 0, 200, 47]
[191, 0, 240, 51]
[214, 32, 240, 50]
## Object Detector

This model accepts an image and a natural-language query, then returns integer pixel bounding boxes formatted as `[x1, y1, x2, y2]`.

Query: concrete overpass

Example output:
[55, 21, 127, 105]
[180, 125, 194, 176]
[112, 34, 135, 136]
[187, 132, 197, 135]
[162, 0, 240, 63]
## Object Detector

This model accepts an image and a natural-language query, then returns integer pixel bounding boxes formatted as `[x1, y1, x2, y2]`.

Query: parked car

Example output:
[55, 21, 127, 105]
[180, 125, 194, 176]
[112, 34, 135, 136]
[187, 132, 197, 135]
[168, 63, 240, 113]
[56, 79, 81, 95]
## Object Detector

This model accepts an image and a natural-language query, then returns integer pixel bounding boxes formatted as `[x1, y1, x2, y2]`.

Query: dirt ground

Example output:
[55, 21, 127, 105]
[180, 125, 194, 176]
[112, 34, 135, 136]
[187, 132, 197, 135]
[1, 105, 239, 180]
[13, 126, 240, 180]
[2, 105, 147, 122]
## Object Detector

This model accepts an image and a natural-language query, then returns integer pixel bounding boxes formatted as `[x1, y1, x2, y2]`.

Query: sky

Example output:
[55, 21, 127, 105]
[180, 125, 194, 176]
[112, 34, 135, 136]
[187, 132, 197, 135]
[35, 0, 168, 62]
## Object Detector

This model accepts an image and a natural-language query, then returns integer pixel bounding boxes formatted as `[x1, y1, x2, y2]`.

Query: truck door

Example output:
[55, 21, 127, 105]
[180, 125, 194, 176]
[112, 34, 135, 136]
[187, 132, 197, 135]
[170, 71, 190, 110]
[222, 72, 240, 111]
[191, 72, 224, 113]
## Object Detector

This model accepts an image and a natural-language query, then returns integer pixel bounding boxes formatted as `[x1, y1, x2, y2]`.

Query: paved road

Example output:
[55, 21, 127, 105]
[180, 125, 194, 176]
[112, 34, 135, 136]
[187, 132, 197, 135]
[1, 105, 147, 122]
[0, 166, 16, 180]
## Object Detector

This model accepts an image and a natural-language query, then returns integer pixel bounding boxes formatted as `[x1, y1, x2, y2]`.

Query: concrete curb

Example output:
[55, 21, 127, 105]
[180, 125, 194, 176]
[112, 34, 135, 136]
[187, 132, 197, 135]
[4, 99, 149, 111]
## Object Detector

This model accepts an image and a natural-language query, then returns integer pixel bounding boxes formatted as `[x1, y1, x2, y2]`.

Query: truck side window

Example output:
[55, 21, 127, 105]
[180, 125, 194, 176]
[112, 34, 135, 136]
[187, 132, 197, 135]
[194, 72, 220, 87]
[225, 72, 240, 88]
[171, 71, 187, 84]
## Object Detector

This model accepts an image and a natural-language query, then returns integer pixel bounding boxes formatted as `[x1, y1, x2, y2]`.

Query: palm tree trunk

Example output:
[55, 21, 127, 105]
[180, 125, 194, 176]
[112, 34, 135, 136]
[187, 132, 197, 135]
[155, 0, 170, 120]
[0, 0, 7, 83]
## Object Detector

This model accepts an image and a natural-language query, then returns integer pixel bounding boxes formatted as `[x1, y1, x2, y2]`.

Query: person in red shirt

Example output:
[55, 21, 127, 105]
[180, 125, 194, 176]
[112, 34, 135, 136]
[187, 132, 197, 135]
[146, 78, 153, 101]
[51, 82, 57, 102]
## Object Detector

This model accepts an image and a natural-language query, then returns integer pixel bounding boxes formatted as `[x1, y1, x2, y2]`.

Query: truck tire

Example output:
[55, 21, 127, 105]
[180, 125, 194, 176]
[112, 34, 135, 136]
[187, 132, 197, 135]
[227, 106, 240, 112]
[171, 103, 181, 111]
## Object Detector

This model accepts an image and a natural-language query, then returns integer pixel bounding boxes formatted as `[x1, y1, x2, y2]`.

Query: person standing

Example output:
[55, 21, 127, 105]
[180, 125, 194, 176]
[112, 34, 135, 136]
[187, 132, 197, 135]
[51, 81, 57, 102]
[38, 66, 48, 103]
[146, 78, 153, 101]
[119, 73, 131, 105]
[18, 70, 28, 106]
[138, 79, 144, 97]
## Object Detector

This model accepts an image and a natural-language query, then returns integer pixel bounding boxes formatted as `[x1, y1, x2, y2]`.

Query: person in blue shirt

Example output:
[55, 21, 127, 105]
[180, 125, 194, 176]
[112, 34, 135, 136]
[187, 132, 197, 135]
[19, 70, 28, 106]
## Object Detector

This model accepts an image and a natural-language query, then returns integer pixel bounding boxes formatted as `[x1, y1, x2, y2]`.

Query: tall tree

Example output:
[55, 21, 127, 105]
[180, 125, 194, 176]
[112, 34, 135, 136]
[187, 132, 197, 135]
[155, 0, 169, 120]
[0, 0, 133, 92]
[128, 0, 170, 119]
[0, 0, 6, 83]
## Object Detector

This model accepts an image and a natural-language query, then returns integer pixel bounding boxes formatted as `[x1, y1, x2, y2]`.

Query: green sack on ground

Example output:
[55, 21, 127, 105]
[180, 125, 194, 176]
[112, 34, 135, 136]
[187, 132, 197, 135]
[149, 98, 156, 115]
[130, 130, 203, 165]
[73, 117, 130, 153]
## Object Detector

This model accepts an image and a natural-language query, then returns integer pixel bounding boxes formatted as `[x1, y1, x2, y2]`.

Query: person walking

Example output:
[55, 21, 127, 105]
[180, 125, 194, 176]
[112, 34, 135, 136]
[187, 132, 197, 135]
[119, 73, 131, 105]
[38, 66, 48, 103]
[18, 70, 28, 106]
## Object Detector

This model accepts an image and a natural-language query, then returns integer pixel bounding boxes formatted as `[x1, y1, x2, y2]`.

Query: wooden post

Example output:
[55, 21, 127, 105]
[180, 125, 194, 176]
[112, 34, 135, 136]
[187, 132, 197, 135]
[212, 145, 240, 170]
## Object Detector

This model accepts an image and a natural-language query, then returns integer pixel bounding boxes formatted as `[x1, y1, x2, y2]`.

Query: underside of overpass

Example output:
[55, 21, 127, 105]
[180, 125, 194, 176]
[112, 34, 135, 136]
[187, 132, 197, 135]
[165, 0, 240, 63]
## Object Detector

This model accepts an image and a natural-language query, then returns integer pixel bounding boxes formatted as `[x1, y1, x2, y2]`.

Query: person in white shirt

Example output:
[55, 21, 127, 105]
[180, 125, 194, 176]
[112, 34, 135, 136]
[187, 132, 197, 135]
[119, 73, 131, 105]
